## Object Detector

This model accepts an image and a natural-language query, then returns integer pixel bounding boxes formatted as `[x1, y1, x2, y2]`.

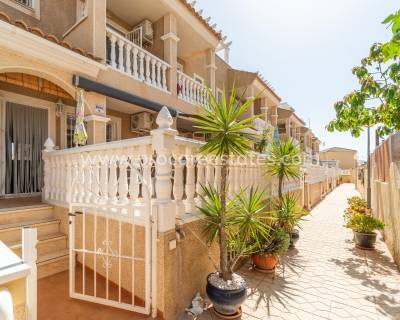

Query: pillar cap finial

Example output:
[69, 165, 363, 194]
[156, 106, 173, 129]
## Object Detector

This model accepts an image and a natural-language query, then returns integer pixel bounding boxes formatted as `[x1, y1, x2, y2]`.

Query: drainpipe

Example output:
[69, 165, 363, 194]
[367, 126, 371, 208]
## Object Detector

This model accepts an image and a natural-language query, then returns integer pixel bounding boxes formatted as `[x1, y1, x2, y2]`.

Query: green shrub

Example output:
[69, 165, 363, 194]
[254, 227, 290, 256]
[273, 193, 308, 233]
[346, 213, 385, 234]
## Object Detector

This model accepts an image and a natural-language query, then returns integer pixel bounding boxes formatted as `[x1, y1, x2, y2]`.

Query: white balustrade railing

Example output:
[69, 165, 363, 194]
[106, 27, 170, 92]
[177, 71, 210, 109]
[126, 26, 142, 48]
[43, 111, 268, 222]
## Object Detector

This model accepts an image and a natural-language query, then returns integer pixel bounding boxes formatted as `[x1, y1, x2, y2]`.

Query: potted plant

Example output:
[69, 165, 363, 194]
[345, 196, 370, 216]
[265, 138, 304, 245]
[346, 213, 384, 249]
[272, 193, 308, 247]
[251, 227, 290, 273]
[194, 86, 261, 317]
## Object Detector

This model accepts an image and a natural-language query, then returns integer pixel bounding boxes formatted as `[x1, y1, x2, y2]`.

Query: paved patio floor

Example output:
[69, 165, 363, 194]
[198, 183, 400, 320]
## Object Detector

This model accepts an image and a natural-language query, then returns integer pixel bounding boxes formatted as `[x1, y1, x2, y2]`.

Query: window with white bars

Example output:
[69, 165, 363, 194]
[2, 0, 40, 18]
[14, 0, 33, 8]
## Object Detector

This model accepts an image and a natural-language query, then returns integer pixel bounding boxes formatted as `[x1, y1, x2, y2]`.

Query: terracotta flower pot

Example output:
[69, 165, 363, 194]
[252, 253, 277, 272]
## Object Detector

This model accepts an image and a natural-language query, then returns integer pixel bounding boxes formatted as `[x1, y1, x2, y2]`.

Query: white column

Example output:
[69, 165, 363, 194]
[151, 107, 178, 232]
[23, 227, 37, 320]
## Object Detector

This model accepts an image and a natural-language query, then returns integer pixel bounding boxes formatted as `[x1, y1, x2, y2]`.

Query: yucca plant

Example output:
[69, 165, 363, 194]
[198, 186, 273, 272]
[194, 85, 259, 281]
[254, 127, 272, 154]
[273, 193, 308, 233]
[266, 138, 302, 199]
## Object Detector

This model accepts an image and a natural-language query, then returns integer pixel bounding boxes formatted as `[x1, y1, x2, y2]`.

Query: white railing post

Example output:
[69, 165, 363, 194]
[42, 138, 55, 202]
[151, 107, 177, 232]
[22, 227, 37, 320]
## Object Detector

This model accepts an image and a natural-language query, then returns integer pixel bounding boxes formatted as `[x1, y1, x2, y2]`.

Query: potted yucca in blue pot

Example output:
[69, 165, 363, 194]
[194, 86, 265, 317]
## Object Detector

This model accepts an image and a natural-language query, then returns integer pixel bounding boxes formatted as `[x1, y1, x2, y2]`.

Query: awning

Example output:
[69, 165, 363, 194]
[72, 75, 193, 118]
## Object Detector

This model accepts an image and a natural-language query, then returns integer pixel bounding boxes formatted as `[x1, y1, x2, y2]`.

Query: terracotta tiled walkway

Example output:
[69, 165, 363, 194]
[199, 183, 400, 320]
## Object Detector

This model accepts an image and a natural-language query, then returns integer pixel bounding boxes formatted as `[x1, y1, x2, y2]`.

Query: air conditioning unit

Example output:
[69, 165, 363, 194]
[134, 19, 154, 45]
[130, 112, 153, 132]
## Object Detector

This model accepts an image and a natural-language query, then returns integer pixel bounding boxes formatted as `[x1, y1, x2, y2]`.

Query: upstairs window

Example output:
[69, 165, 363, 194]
[15, 0, 32, 7]
[2, 0, 40, 18]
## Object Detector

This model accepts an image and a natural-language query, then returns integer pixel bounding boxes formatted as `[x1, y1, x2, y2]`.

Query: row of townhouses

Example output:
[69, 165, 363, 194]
[0, 1, 340, 319]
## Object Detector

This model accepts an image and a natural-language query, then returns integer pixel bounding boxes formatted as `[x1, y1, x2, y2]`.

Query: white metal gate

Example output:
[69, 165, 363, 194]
[67, 155, 156, 317]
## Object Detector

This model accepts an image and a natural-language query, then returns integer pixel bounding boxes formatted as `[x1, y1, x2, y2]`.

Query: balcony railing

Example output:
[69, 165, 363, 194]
[106, 27, 170, 92]
[177, 71, 210, 109]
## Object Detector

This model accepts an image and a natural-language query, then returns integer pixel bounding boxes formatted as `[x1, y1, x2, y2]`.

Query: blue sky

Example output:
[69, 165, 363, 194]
[195, 0, 399, 160]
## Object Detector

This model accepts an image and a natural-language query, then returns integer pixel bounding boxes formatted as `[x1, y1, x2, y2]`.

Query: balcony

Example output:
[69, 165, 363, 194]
[106, 27, 170, 92]
[177, 71, 210, 109]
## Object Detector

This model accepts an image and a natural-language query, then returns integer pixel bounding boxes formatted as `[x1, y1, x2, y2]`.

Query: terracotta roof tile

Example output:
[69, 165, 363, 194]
[0, 12, 102, 63]
[179, 0, 222, 40]
[0, 11, 10, 23]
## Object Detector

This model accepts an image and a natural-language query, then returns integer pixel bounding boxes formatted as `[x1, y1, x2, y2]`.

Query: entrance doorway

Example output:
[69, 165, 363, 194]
[1, 102, 48, 196]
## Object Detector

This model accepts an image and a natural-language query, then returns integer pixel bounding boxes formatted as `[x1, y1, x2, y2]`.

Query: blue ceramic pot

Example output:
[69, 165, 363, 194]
[206, 272, 247, 316]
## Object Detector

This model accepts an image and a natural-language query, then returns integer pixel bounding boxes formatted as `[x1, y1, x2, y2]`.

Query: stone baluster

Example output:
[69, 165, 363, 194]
[50, 157, 56, 199]
[100, 155, 109, 202]
[185, 149, 196, 213]
[182, 77, 187, 100]
[162, 65, 167, 90]
[43, 138, 55, 201]
[125, 44, 132, 75]
[145, 55, 151, 83]
[91, 156, 100, 203]
[70, 156, 79, 203]
[65, 156, 72, 203]
[118, 155, 129, 204]
[173, 153, 185, 218]
[214, 158, 221, 191]
[196, 155, 205, 199]
[205, 157, 214, 188]
[151, 58, 156, 85]
[141, 145, 153, 198]
[109, 33, 117, 68]
[55, 157, 61, 200]
[108, 155, 118, 202]
[77, 156, 85, 203]
[84, 157, 92, 203]
[117, 39, 125, 71]
[189, 81, 194, 102]
[132, 47, 139, 78]
[228, 159, 236, 196]
[138, 51, 145, 80]
[178, 73, 183, 98]
[129, 153, 140, 201]
[156, 61, 162, 88]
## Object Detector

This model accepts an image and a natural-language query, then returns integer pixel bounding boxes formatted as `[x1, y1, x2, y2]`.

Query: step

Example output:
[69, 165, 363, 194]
[37, 249, 69, 279]
[0, 218, 61, 244]
[0, 205, 53, 225]
[9, 232, 68, 257]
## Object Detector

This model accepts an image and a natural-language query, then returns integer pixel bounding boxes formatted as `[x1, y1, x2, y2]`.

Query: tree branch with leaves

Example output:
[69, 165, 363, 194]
[327, 10, 400, 137]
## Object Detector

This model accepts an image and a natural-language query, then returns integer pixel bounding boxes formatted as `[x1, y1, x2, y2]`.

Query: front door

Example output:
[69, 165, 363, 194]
[3, 102, 48, 195]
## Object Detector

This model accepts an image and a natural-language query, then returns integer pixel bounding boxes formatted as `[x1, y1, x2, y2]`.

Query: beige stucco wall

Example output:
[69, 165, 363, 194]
[320, 150, 357, 170]
[357, 162, 400, 268]
[0, 0, 76, 38]
[308, 182, 322, 208]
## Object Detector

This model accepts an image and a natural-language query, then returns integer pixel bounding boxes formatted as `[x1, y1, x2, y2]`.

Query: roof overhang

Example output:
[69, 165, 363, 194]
[0, 20, 105, 79]
[160, 0, 221, 47]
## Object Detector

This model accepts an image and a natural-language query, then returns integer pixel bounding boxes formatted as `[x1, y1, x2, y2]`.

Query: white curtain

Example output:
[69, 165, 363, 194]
[5, 102, 48, 194]
[0, 99, 5, 196]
